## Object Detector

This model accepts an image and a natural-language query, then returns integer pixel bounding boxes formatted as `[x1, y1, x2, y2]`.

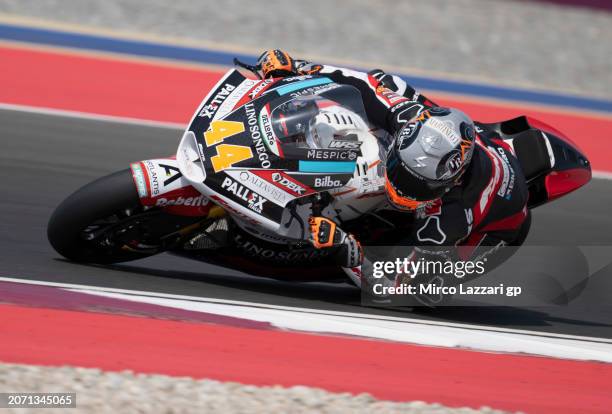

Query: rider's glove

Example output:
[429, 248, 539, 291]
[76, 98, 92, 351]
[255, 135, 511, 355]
[257, 49, 297, 79]
[308, 217, 363, 268]
[308, 216, 342, 248]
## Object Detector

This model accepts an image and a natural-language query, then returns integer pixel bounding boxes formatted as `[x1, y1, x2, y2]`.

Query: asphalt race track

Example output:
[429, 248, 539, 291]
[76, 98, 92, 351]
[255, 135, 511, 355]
[3, 108, 612, 340]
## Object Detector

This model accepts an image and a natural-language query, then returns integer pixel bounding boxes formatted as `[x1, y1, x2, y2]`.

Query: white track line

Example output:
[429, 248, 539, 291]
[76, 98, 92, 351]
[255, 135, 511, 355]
[2, 276, 612, 362]
[1, 276, 611, 344]
[592, 170, 612, 180]
[0, 102, 184, 130]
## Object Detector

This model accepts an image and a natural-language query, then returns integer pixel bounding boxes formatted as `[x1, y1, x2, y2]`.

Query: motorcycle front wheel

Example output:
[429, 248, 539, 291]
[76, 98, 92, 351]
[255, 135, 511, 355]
[47, 169, 195, 264]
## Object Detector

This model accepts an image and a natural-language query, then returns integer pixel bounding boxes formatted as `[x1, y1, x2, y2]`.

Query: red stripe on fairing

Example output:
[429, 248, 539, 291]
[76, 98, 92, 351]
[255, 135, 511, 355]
[1, 44, 611, 172]
[232, 78, 279, 110]
[141, 186, 201, 204]
[473, 138, 503, 227]
[491, 137, 516, 156]
[139, 161, 152, 197]
[252, 169, 316, 197]
[2, 304, 612, 414]
[545, 168, 593, 201]
[367, 73, 410, 108]
[367, 73, 380, 88]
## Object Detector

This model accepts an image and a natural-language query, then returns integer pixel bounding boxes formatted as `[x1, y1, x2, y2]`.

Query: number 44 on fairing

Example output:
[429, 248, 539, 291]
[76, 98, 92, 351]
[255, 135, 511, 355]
[203, 120, 253, 173]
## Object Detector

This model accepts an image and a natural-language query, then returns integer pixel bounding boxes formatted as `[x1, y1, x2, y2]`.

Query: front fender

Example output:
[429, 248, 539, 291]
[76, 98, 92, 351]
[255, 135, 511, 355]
[130, 157, 213, 216]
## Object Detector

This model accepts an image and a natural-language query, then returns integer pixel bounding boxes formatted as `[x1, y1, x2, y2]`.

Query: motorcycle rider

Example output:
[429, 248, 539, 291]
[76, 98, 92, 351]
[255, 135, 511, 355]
[254, 50, 531, 303]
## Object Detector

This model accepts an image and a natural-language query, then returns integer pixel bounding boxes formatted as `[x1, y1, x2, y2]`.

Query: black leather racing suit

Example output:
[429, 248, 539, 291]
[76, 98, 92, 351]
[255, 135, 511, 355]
[300, 64, 531, 288]
[228, 63, 530, 289]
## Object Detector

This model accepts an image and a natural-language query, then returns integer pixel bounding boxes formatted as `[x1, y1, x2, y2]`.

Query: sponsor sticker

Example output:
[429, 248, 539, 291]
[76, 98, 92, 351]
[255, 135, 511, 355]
[245, 102, 271, 168]
[131, 163, 148, 198]
[142, 160, 184, 197]
[143, 160, 160, 197]
[221, 176, 268, 214]
[271, 172, 306, 196]
[246, 192, 266, 213]
[426, 117, 461, 146]
[328, 140, 362, 150]
[442, 151, 463, 178]
[398, 122, 421, 150]
[233, 234, 332, 262]
[275, 77, 332, 96]
[179, 141, 205, 181]
[248, 78, 275, 98]
[215, 78, 259, 120]
[198, 83, 237, 119]
[155, 195, 208, 207]
[307, 149, 358, 161]
[288, 82, 340, 98]
[376, 86, 409, 105]
[314, 176, 343, 188]
[259, 106, 281, 156]
[282, 75, 313, 82]
[494, 147, 515, 199]
[235, 170, 291, 204]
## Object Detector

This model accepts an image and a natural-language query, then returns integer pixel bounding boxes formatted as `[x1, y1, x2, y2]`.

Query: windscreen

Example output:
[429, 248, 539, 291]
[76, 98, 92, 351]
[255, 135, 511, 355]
[267, 84, 370, 151]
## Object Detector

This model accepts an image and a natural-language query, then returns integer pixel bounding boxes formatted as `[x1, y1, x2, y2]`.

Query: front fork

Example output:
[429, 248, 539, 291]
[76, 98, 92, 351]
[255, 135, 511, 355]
[128, 157, 228, 248]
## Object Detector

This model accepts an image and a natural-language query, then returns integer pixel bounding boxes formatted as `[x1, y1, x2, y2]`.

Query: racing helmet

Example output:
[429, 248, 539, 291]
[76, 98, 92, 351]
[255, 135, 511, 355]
[385, 107, 476, 210]
[308, 106, 369, 148]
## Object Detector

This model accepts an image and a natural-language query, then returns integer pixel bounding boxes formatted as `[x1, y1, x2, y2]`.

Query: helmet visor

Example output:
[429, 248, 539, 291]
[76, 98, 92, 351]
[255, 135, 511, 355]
[385, 145, 451, 203]
[384, 173, 428, 210]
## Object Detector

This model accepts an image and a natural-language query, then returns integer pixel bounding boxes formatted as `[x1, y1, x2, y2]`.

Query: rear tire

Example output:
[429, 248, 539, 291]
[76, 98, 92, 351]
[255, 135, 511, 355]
[48, 169, 151, 264]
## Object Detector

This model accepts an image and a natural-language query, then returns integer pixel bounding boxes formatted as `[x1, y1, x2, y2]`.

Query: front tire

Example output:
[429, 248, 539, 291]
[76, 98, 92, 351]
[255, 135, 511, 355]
[47, 169, 153, 264]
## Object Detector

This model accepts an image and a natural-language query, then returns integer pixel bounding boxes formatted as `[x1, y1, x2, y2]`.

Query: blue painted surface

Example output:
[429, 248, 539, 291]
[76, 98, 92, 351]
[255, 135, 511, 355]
[1, 22, 611, 113]
[299, 160, 356, 173]
[275, 78, 333, 95]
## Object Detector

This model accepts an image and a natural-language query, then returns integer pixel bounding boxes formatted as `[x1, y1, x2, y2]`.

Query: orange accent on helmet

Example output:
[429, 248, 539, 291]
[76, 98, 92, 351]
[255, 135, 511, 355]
[384, 172, 427, 211]
[415, 110, 430, 123]
[459, 138, 472, 160]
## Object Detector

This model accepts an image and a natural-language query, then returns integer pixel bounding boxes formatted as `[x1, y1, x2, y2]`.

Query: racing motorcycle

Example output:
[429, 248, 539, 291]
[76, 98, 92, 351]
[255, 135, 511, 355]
[48, 62, 592, 282]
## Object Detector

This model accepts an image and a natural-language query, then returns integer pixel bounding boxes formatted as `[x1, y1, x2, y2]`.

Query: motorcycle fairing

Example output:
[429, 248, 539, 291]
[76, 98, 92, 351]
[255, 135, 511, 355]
[480, 116, 591, 208]
[130, 158, 212, 217]
[177, 69, 371, 232]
